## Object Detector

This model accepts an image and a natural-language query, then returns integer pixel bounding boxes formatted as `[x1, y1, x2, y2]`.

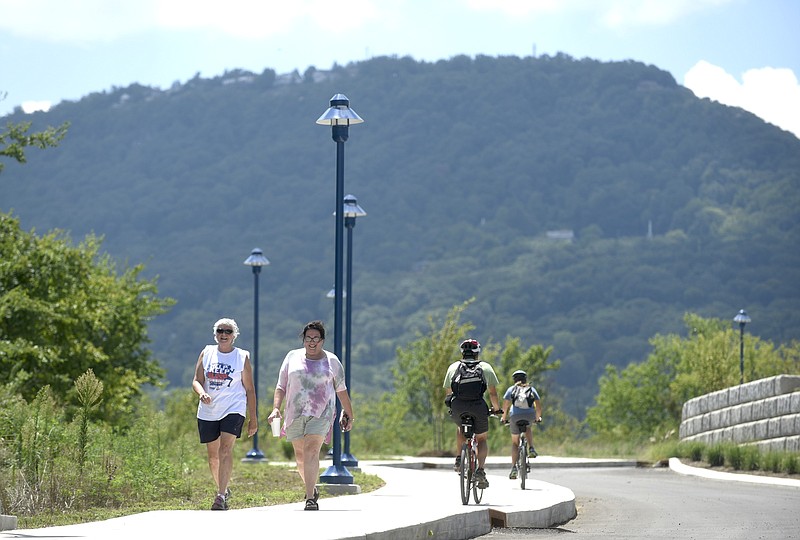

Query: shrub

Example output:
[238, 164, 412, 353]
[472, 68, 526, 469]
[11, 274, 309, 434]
[679, 441, 704, 461]
[740, 446, 760, 471]
[705, 444, 725, 467]
[761, 451, 782, 473]
[724, 444, 744, 469]
[783, 454, 799, 475]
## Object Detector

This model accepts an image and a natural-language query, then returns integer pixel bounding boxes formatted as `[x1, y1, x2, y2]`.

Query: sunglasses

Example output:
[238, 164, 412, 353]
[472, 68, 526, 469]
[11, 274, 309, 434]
[303, 336, 323, 343]
[216, 328, 234, 335]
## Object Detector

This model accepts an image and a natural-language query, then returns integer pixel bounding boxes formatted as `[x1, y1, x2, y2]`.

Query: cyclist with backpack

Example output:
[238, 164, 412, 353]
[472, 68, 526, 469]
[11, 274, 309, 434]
[500, 369, 543, 479]
[443, 339, 501, 489]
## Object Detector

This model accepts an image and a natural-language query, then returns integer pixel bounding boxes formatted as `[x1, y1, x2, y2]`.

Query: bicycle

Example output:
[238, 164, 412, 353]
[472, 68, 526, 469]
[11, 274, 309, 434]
[514, 418, 531, 490]
[457, 409, 502, 505]
[506, 416, 542, 490]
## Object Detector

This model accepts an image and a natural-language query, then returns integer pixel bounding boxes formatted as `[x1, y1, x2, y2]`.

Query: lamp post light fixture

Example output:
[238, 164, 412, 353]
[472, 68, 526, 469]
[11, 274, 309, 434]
[733, 309, 751, 385]
[316, 94, 363, 485]
[243, 247, 270, 461]
[342, 194, 366, 468]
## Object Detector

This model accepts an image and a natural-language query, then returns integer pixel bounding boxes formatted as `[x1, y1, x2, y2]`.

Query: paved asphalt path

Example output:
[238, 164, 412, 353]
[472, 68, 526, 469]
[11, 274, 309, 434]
[475, 466, 800, 539]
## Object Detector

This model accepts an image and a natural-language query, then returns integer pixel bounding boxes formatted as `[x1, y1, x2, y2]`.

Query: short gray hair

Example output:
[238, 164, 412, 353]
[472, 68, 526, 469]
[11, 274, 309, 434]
[213, 318, 240, 340]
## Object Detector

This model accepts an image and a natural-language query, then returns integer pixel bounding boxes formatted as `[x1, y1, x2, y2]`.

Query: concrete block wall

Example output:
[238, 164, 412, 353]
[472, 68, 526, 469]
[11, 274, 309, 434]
[679, 375, 800, 453]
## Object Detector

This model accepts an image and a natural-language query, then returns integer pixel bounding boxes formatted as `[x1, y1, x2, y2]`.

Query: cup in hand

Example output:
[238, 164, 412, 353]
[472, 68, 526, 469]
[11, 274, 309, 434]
[270, 418, 281, 437]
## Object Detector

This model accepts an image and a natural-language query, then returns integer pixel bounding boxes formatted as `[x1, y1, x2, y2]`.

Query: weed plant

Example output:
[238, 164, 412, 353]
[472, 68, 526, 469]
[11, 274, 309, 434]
[0, 380, 382, 528]
[762, 451, 782, 473]
[724, 444, 744, 469]
[784, 454, 799, 474]
[664, 440, 798, 476]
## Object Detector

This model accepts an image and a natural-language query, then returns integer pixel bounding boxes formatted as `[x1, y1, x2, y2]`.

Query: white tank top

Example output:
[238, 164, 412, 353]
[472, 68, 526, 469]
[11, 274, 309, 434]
[196, 345, 249, 421]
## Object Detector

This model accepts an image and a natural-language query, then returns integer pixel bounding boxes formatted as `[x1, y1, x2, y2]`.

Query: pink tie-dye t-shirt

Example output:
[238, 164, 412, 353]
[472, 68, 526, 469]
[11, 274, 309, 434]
[276, 348, 347, 442]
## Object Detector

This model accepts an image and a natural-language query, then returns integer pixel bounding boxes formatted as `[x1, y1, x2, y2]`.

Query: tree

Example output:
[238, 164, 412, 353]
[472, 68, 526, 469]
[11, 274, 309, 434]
[0, 214, 174, 425]
[586, 313, 800, 440]
[391, 300, 475, 453]
[0, 120, 68, 173]
[493, 337, 561, 400]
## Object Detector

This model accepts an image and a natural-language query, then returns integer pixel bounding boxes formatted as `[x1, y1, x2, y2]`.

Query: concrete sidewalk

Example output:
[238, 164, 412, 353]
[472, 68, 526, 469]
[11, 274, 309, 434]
[8, 455, 790, 540]
[1, 455, 624, 540]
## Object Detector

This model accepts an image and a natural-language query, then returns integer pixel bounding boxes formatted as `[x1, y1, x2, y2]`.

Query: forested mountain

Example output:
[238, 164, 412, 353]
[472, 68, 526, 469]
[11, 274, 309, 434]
[3, 53, 799, 416]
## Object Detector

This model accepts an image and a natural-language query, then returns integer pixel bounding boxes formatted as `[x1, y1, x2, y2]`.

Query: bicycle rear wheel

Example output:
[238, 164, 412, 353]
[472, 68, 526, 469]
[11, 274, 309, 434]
[518, 440, 528, 490]
[459, 444, 470, 505]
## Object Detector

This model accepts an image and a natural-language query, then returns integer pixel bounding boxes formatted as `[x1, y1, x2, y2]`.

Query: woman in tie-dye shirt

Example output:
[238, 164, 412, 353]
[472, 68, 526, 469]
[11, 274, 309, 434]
[267, 320, 354, 511]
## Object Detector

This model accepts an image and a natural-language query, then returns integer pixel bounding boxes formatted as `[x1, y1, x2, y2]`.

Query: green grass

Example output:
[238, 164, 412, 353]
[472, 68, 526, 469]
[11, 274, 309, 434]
[645, 439, 800, 478]
[17, 458, 384, 530]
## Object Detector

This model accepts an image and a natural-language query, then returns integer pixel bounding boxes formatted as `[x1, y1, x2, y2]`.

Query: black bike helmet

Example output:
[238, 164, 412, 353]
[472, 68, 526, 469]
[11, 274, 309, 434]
[512, 370, 527, 383]
[460, 339, 481, 360]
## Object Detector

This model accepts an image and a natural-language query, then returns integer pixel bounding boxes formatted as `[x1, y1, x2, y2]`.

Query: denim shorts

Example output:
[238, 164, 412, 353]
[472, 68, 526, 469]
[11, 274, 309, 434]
[285, 415, 331, 441]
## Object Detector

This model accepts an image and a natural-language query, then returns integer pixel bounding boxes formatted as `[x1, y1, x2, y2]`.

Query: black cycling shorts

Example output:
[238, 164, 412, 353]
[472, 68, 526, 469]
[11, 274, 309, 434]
[449, 398, 490, 434]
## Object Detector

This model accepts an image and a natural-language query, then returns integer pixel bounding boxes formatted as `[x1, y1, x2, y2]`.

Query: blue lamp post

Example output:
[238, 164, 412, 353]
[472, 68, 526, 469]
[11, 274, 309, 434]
[243, 247, 270, 461]
[733, 309, 751, 385]
[316, 94, 363, 484]
[342, 194, 366, 468]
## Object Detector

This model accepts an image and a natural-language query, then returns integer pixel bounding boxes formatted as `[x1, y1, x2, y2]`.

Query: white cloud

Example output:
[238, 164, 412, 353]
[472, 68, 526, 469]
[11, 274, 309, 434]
[684, 60, 800, 139]
[463, 0, 734, 27]
[1, 0, 734, 42]
[21, 100, 52, 113]
[464, 0, 563, 17]
[598, 0, 732, 28]
[0, 0, 155, 42]
[0, 0, 380, 42]
[154, 0, 381, 38]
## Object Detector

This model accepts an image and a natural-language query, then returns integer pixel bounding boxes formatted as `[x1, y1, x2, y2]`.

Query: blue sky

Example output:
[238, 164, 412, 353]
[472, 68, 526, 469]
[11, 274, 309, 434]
[1, 0, 798, 137]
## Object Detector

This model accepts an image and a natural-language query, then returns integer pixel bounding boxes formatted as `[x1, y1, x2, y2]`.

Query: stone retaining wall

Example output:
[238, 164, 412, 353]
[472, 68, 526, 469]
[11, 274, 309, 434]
[679, 375, 800, 452]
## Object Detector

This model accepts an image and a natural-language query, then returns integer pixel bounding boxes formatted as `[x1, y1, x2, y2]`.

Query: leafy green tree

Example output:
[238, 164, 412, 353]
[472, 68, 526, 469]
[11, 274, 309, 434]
[493, 337, 561, 400]
[586, 347, 678, 440]
[0, 214, 174, 425]
[670, 313, 800, 405]
[391, 300, 475, 453]
[587, 313, 800, 440]
[0, 120, 68, 173]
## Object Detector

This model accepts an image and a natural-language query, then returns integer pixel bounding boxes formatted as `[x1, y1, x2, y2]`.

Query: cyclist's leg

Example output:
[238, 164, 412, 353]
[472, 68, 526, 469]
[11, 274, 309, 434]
[453, 426, 467, 470]
[456, 425, 466, 451]
[475, 431, 489, 468]
[469, 400, 490, 468]
[526, 425, 537, 457]
[473, 432, 490, 488]
[473, 406, 491, 487]
[449, 402, 468, 469]
[510, 433, 520, 465]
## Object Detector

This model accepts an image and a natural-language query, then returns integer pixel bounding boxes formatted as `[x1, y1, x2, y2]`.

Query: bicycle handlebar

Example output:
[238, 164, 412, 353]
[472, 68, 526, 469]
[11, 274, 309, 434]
[502, 416, 544, 425]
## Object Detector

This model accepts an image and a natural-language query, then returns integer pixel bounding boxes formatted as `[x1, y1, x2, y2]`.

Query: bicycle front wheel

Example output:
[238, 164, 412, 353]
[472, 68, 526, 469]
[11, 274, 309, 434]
[459, 444, 470, 505]
[518, 441, 528, 490]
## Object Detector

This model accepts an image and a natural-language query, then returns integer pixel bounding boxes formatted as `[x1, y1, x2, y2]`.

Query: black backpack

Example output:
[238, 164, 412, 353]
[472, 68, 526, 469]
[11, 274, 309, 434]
[451, 362, 488, 400]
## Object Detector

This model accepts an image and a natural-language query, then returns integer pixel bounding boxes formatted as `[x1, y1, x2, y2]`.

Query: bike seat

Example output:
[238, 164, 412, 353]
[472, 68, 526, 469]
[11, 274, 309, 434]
[459, 412, 477, 425]
[515, 419, 530, 429]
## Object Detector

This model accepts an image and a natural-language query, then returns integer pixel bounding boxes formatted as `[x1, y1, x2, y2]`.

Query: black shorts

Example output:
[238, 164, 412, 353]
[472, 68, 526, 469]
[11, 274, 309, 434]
[449, 398, 490, 434]
[197, 413, 245, 444]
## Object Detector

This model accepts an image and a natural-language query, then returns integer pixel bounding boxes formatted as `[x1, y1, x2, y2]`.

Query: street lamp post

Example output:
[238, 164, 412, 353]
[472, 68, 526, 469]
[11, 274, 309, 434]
[316, 94, 363, 484]
[342, 194, 366, 468]
[733, 309, 751, 385]
[243, 247, 270, 461]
